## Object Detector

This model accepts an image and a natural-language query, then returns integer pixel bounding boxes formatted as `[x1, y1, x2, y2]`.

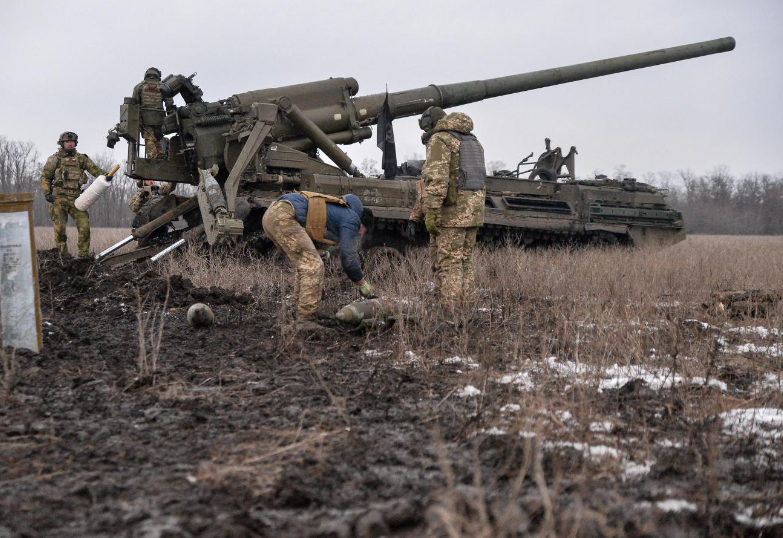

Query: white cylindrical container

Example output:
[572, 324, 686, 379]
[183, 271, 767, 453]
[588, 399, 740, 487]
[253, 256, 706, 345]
[74, 175, 111, 211]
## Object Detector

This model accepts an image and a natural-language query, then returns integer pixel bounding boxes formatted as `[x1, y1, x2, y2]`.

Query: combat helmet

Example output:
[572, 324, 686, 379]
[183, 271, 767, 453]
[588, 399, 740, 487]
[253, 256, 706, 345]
[58, 131, 78, 147]
[418, 106, 446, 132]
[144, 67, 162, 80]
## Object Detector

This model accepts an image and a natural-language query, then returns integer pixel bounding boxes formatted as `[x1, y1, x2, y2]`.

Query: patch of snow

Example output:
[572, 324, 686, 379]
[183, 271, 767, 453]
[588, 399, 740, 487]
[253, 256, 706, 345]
[656, 439, 685, 448]
[629, 321, 661, 333]
[719, 408, 783, 441]
[554, 410, 574, 423]
[730, 342, 783, 358]
[655, 499, 698, 513]
[456, 385, 481, 398]
[404, 350, 420, 365]
[757, 373, 782, 392]
[364, 349, 391, 358]
[392, 350, 420, 369]
[496, 372, 535, 391]
[684, 319, 718, 331]
[545, 356, 591, 376]
[518, 431, 537, 439]
[621, 458, 654, 479]
[735, 505, 783, 528]
[443, 356, 479, 369]
[599, 364, 685, 392]
[589, 445, 621, 458]
[690, 377, 728, 391]
[590, 421, 614, 433]
[500, 403, 521, 413]
[545, 441, 621, 460]
[655, 301, 681, 308]
[482, 427, 507, 436]
[476, 306, 501, 313]
[728, 326, 779, 338]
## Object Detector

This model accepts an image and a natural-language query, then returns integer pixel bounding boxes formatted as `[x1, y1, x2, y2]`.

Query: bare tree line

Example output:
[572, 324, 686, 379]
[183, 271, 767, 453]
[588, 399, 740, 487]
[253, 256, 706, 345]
[643, 167, 783, 235]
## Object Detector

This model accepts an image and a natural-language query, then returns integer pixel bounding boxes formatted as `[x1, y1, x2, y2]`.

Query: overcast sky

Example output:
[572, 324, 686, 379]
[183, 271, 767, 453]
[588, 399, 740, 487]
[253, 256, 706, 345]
[1, 0, 781, 182]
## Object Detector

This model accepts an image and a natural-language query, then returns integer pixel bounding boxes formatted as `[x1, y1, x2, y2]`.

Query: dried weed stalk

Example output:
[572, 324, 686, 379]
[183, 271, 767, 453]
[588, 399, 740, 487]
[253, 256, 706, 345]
[135, 282, 170, 382]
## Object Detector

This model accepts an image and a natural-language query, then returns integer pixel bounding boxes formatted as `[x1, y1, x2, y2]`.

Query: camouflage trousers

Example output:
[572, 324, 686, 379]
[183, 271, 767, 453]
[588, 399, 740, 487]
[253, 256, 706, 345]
[428, 233, 440, 291]
[49, 197, 90, 257]
[141, 126, 165, 159]
[433, 227, 478, 311]
[262, 201, 324, 318]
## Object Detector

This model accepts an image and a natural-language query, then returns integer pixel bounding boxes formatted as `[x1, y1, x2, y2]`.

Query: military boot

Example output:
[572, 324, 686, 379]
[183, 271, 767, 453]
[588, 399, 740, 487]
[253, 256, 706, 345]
[296, 314, 322, 333]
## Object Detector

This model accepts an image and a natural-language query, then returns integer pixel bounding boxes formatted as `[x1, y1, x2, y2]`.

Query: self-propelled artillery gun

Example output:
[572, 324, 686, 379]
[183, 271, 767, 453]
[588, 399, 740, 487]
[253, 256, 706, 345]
[98, 37, 733, 263]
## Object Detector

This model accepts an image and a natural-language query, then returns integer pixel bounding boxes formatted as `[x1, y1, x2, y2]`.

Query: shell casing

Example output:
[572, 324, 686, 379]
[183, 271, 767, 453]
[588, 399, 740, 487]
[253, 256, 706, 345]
[335, 298, 397, 325]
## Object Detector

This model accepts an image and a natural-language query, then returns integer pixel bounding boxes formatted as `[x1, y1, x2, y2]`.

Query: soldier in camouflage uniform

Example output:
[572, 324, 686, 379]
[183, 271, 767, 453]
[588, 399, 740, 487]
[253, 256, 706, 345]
[262, 192, 374, 330]
[41, 132, 108, 258]
[132, 67, 175, 160]
[128, 180, 174, 213]
[420, 108, 486, 311]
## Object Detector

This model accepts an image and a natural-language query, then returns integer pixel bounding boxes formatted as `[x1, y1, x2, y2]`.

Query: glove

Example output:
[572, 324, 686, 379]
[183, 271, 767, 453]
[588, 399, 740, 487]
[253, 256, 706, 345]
[405, 220, 417, 239]
[425, 211, 440, 236]
[359, 282, 376, 299]
[44, 192, 54, 204]
[140, 190, 151, 200]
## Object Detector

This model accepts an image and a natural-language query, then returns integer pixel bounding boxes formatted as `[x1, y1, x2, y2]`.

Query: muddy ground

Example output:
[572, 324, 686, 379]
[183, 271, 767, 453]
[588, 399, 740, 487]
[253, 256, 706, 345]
[1, 250, 781, 537]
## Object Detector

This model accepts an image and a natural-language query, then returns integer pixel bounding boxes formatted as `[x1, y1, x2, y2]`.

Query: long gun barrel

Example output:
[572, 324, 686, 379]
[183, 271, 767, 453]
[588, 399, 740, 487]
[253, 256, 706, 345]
[356, 36, 736, 122]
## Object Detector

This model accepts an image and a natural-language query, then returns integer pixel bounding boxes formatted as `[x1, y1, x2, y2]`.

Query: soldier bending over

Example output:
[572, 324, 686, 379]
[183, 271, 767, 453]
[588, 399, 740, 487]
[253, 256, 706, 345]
[262, 191, 375, 331]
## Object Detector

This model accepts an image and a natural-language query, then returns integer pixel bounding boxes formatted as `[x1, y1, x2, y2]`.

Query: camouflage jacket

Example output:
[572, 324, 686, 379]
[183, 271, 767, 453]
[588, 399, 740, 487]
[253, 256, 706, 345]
[41, 149, 106, 199]
[422, 112, 485, 228]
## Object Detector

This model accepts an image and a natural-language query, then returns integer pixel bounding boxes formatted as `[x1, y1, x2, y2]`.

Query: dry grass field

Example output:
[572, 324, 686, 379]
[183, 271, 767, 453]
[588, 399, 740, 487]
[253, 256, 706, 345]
[5, 229, 783, 536]
[34, 227, 132, 255]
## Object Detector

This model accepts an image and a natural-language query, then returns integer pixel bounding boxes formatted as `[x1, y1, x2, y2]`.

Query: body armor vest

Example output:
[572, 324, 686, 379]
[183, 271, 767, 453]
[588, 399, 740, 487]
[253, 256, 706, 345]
[140, 80, 165, 126]
[53, 151, 85, 197]
[298, 191, 349, 245]
[447, 132, 486, 192]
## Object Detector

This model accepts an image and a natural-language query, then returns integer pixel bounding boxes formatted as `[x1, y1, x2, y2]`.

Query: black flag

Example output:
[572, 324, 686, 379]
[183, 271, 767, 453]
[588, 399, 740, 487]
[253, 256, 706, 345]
[376, 91, 397, 179]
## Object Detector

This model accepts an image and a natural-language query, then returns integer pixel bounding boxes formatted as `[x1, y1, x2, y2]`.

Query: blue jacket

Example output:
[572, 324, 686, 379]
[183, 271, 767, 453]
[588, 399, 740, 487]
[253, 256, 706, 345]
[279, 193, 364, 282]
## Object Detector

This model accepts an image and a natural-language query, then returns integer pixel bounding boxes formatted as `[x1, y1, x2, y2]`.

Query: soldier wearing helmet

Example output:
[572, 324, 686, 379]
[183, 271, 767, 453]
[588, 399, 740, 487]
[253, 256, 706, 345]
[418, 106, 486, 313]
[41, 132, 108, 258]
[132, 67, 175, 159]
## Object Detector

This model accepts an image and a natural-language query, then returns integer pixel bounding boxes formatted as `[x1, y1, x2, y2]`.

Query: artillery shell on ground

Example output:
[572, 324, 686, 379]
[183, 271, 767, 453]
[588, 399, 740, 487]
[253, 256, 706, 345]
[187, 303, 214, 328]
[336, 298, 399, 326]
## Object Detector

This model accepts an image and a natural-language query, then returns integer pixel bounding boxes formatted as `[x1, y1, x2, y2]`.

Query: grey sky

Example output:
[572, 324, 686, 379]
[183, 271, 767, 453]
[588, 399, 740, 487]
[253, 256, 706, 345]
[1, 0, 780, 181]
